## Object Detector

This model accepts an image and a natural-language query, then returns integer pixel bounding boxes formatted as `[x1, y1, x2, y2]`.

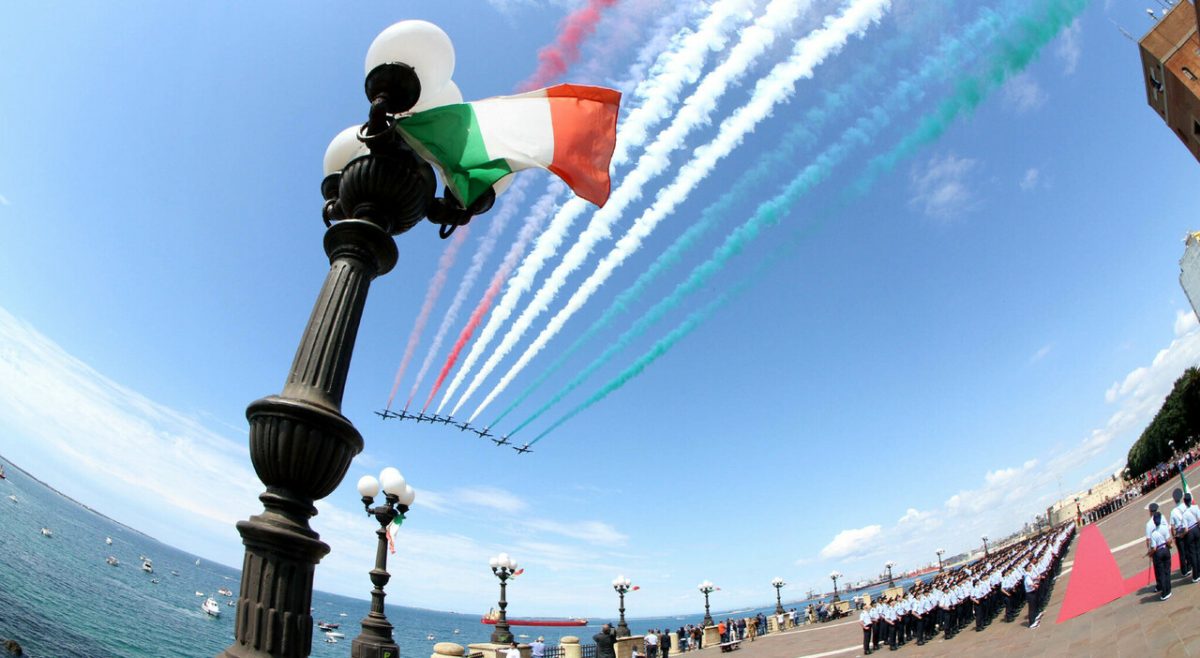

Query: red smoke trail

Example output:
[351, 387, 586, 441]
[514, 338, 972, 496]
[518, 0, 620, 91]
[386, 226, 471, 409]
[422, 272, 507, 413]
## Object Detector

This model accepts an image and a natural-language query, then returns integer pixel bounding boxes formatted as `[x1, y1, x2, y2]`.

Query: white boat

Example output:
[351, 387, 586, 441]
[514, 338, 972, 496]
[202, 597, 221, 617]
[40, 527, 52, 537]
[226, 600, 235, 607]
[339, 612, 347, 617]
[427, 634, 436, 641]
[106, 537, 113, 545]
[453, 629, 460, 635]
[106, 556, 119, 567]
[150, 578, 160, 584]
[325, 637, 340, 644]
[195, 591, 205, 597]
[7, 495, 15, 503]
[218, 587, 233, 597]
[325, 631, 345, 640]
[195, 559, 201, 566]
[141, 560, 154, 573]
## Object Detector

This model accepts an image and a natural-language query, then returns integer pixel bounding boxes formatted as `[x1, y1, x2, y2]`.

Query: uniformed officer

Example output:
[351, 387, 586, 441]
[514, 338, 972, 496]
[1171, 488, 1192, 578]
[1023, 562, 1041, 629]
[1187, 492, 1200, 583]
[1148, 504, 1173, 601]
[859, 602, 873, 655]
[869, 597, 882, 650]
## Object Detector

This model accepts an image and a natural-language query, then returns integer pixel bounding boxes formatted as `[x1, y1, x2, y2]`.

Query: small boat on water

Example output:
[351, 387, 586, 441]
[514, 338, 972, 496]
[195, 559, 201, 566]
[427, 634, 435, 641]
[195, 591, 205, 597]
[106, 556, 119, 567]
[218, 587, 233, 597]
[171, 570, 180, 577]
[317, 622, 340, 631]
[106, 537, 113, 545]
[40, 528, 53, 538]
[141, 559, 154, 574]
[339, 613, 347, 617]
[453, 629, 461, 635]
[150, 578, 160, 584]
[325, 631, 345, 640]
[7, 495, 15, 503]
[226, 600, 235, 607]
[202, 597, 221, 617]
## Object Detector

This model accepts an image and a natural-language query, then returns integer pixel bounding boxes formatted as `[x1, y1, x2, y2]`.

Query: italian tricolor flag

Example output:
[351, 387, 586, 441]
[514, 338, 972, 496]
[396, 84, 620, 209]
[386, 513, 404, 554]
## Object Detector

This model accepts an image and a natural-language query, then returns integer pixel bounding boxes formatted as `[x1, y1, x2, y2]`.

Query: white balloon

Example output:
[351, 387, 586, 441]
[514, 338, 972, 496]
[411, 80, 463, 113]
[365, 20, 455, 108]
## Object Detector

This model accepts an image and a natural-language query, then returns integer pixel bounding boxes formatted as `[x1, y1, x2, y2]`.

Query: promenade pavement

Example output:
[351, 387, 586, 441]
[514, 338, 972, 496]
[676, 468, 1200, 658]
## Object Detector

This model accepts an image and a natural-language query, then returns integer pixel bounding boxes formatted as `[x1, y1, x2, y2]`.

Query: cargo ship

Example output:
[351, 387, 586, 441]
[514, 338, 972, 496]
[481, 609, 587, 627]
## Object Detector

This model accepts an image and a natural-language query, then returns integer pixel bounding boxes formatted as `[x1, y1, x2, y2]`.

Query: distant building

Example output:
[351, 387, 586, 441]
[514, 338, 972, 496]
[1181, 232, 1200, 318]
[1139, 0, 1200, 164]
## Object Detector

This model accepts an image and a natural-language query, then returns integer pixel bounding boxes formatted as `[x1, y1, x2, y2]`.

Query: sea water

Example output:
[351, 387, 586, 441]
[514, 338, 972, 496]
[0, 458, 916, 657]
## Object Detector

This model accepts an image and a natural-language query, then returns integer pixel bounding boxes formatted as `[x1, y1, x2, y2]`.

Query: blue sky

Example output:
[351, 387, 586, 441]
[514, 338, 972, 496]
[2, 0, 1199, 617]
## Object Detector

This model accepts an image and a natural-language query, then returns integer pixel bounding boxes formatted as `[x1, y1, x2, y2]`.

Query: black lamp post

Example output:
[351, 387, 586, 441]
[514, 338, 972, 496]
[698, 581, 715, 626]
[771, 577, 786, 615]
[221, 19, 494, 658]
[981, 535, 990, 557]
[612, 575, 632, 636]
[884, 562, 895, 588]
[490, 554, 519, 644]
[935, 549, 945, 573]
[829, 572, 841, 602]
[350, 468, 416, 658]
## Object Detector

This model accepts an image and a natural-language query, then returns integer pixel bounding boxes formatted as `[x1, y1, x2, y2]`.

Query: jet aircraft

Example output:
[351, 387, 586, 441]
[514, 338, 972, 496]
[491, 435, 512, 446]
[373, 409, 398, 420]
[472, 426, 494, 438]
[457, 421, 473, 432]
[512, 444, 533, 454]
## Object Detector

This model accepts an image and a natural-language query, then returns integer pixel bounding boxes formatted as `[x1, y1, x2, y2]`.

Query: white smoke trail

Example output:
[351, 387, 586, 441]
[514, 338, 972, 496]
[405, 176, 530, 407]
[451, 0, 818, 416]
[434, 0, 757, 411]
[467, 0, 891, 421]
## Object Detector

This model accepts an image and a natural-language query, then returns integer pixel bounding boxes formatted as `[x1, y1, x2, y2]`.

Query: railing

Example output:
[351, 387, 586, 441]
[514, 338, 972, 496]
[581, 644, 598, 658]
[543, 646, 563, 658]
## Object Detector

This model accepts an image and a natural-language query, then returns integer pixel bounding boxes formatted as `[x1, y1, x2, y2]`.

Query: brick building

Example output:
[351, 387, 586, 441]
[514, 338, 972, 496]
[1139, 0, 1200, 163]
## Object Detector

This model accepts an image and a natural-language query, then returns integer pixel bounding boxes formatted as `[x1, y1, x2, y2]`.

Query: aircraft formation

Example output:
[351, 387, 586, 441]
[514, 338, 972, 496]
[374, 409, 533, 454]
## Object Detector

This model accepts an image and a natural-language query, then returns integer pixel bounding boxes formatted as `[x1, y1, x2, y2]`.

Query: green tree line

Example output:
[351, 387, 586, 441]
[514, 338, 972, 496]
[1126, 366, 1200, 475]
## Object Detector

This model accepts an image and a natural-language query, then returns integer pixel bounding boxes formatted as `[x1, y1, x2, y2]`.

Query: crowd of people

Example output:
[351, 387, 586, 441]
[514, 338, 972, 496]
[857, 524, 1075, 654]
[1078, 487, 1139, 525]
[1136, 448, 1199, 495]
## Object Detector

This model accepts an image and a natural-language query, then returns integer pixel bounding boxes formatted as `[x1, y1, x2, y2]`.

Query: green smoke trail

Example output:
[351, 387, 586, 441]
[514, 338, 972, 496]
[528, 0, 1090, 444]
[488, 0, 954, 430]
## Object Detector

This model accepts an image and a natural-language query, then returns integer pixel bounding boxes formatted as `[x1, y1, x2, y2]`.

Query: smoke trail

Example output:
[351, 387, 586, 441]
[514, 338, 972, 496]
[486, 0, 948, 428]
[404, 177, 530, 408]
[505, 0, 999, 433]
[526, 0, 1090, 444]
[606, 1, 698, 96]
[450, 0, 829, 415]
[434, 0, 757, 411]
[467, 0, 891, 421]
[422, 185, 563, 412]
[519, 0, 621, 92]
[385, 225, 470, 409]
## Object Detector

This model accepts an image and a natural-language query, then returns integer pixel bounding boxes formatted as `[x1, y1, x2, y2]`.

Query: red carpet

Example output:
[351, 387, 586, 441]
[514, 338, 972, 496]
[1056, 525, 1128, 623]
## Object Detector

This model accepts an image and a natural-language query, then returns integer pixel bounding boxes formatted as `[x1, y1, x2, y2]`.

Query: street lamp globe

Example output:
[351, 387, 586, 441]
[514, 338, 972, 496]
[489, 553, 519, 643]
[771, 577, 786, 614]
[356, 475, 380, 499]
[349, 466, 415, 657]
[365, 20, 456, 112]
[613, 575, 632, 636]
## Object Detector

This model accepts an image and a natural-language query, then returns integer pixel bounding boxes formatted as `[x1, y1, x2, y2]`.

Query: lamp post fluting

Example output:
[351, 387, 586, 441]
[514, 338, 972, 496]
[829, 572, 842, 602]
[884, 561, 896, 588]
[221, 19, 492, 658]
[935, 549, 945, 573]
[613, 575, 633, 637]
[490, 554, 519, 644]
[351, 469, 416, 658]
[771, 577, 786, 615]
[698, 581, 716, 627]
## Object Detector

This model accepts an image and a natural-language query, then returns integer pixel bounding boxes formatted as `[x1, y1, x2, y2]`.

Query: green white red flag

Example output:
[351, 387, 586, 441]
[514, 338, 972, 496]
[396, 84, 621, 209]
[386, 514, 405, 554]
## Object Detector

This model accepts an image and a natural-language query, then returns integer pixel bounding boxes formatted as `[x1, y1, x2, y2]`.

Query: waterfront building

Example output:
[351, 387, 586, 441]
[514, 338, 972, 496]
[1139, 0, 1200, 164]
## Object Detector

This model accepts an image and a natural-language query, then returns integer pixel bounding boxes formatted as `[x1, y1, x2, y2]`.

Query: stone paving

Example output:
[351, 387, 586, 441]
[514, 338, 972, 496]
[669, 470, 1200, 658]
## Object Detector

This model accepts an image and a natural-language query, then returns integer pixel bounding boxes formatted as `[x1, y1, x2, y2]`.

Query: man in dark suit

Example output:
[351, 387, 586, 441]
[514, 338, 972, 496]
[595, 624, 617, 658]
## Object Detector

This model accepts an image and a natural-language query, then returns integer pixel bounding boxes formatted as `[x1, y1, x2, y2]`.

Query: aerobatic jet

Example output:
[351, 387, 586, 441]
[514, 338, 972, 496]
[512, 444, 533, 455]
[428, 414, 446, 424]
[491, 435, 512, 446]
[415, 413, 431, 423]
[373, 409, 398, 420]
[439, 415, 455, 426]
[472, 426, 494, 438]
[395, 409, 414, 421]
[457, 421, 473, 432]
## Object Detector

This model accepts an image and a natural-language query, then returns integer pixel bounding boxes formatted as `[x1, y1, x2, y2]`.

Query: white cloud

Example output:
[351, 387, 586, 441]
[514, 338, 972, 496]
[451, 486, 528, 513]
[819, 525, 882, 560]
[909, 153, 978, 220]
[809, 311, 1200, 579]
[523, 519, 629, 546]
[1029, 343, 1052, 364]
[0, 194, 9, 206]
[1019, 168, 1040, 191]
[1055, 19, 1082, 75]
[1175, 309, 1198, 338]
[1002, 73, 1047, 113]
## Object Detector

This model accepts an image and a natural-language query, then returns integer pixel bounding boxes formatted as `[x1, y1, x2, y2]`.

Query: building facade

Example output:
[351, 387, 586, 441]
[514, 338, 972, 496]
[1139, 0, 1200, 164]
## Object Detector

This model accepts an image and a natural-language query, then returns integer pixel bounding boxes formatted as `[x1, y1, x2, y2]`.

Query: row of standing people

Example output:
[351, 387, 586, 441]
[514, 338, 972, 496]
[1145, 488, 1200, 600]
[858, 524, 1075, 654]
